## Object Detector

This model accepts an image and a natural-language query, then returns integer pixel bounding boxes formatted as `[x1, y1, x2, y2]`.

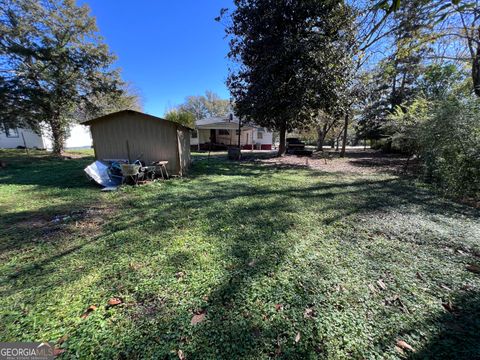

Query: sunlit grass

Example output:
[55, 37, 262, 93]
[0, 149, 479, 359]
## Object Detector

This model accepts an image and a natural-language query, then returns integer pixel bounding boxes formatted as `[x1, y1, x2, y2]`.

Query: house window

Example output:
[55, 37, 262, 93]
[218, 129, 230, 135]
[257, 130, 263, 139]
[3, 124, 19, 138]
[191, 130, 198, 139]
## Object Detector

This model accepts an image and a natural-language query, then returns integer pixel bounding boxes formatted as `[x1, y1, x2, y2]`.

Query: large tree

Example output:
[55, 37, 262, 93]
[223, 0, 355, 156]
[178, 90, 230, 120]
[368, 0, 480, 96]
[0, 0, 126, 154]
[164, 108, 195, 128]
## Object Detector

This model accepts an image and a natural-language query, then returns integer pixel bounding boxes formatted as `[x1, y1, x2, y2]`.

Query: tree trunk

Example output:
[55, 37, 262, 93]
[340, 113, 349, 158]
[316, 123, 327, 151]
[50, 119, 66, 156]
[278, 122, 287, 157]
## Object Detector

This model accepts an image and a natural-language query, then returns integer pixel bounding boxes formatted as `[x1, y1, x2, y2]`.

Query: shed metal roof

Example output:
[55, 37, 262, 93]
[81, 109, 194, 131]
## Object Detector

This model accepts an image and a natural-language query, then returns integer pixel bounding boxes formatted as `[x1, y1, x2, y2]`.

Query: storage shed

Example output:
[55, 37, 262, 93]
[83, 110, 191, 175]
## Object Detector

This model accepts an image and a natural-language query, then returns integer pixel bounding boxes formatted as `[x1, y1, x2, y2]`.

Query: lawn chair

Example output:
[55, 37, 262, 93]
[121, 163, 142, 185]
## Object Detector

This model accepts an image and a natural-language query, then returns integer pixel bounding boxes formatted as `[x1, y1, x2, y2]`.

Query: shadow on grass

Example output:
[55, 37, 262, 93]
[0, 154, 95, 189]
[1, 153, 479, 358]
[411, 290, 480, 359]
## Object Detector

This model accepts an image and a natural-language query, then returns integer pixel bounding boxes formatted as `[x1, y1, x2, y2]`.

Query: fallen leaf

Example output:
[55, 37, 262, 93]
[294, 332, 301, 344]
[57, 335, 68, 345]
[440, 284, 452, 291]
[80, 305, 97, 319]
[248, 259, 256, 267]
[191, 311, 206, 325]
[368, 284, 378, 293]
[466, 264, 480, 274]
[395, 345, 404, 354]
[377, 279, 387, 290]
[275, 337, 282, 355]
[53, 348, 65, 357]
[177, 349, 185, 360]
[129, 262, 142, 270]
[304, 307, 315, 319]
[385, 295, 409, 313]
[396, 340, 415, 352]
[442, 301, 456, 313]
[275, 303, 283, 312]
[107, 297, 123, 307]
[175, 271, 186, 279]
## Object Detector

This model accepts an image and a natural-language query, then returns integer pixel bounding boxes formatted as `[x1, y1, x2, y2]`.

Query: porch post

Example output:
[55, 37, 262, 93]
[237, 117, 241, 148]
[197, 129, 200, 151]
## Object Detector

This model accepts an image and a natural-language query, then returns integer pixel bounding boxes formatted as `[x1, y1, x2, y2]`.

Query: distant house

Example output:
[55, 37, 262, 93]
[191, 115, 273, 150]
[0, 125, 45, 149]
[82, 110, 191, 175]
[0, 123, 92, 150]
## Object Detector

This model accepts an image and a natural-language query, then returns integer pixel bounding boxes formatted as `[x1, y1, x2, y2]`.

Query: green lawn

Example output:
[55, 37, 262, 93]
[0, 149, 479, 359]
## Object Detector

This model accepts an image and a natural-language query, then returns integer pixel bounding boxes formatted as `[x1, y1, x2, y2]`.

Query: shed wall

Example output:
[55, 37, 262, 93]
[90, 112, 188, 174]
[176, 129, 191, 175]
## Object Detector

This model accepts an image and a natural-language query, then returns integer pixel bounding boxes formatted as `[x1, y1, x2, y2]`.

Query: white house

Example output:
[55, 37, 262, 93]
[0, 123, 92, 150]
[0, 125, 45, 149]
[191, 115, 273, 150]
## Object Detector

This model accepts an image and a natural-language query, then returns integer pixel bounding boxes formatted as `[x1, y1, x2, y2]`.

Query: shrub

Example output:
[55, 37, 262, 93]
[418, 97, 480, 199]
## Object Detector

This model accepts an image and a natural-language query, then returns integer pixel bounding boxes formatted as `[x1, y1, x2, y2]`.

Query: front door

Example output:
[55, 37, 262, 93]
[210, 129, 216, 143]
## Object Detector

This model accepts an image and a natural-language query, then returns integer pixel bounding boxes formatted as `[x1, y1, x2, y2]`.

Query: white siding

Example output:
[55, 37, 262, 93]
[42, 124, 92, 150]
[0, 127, 45, 149]
[252, 128, 273, 145]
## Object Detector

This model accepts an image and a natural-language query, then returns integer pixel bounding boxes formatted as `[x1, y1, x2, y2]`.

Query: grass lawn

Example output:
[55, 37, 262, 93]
[1, 149, 479, 359]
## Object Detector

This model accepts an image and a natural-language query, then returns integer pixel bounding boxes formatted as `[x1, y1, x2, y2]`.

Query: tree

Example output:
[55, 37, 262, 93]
[0, 0, 125, 154]
[77, 83, 143, 122]
[164, 109, 195, 128]
[369, 0, 480, 96]
[223, 0, 355, 156]
[178, 90, 230, 120]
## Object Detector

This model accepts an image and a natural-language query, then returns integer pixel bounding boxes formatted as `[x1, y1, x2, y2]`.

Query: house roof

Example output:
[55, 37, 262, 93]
[195, 115, 262, 130]
[81, 109, 194, 131]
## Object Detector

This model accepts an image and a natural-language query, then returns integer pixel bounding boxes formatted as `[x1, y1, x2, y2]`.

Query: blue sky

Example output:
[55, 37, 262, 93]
[83, 0, 234, 117]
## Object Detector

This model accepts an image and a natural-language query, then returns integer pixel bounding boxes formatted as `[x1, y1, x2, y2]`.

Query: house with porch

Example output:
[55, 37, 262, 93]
[191, 115, 273, 151]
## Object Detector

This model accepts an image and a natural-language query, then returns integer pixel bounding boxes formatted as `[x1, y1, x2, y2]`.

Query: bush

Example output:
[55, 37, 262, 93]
[419, 97, 480, 199]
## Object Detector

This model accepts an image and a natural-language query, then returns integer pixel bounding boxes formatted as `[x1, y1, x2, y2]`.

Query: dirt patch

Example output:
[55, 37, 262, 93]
[14, 205, 115, 239]
[255, 149, 416, 175]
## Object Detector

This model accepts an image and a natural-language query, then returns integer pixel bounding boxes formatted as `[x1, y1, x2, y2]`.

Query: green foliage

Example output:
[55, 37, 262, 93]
[78, 83, 143, 122]
[177, 90, 230, 120]
[0, 0, 127, 154]
[418, 97, 480, 198]
[387, 97, 430, 154]
[224, 0, 355, 155]
[377, 62, 479, 199]
[164, 108, 195, 128]
[1, 150, 479, 358]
